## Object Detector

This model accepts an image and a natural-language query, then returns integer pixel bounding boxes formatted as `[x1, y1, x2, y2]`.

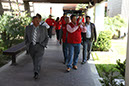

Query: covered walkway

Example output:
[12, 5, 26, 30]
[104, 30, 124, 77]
[0, 36, 101, 86]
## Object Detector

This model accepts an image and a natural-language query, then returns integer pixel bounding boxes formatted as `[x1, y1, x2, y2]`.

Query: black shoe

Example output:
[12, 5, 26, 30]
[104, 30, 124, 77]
[87, 57, 90, 61]
[63, 61, 66, 64]
[33, 72, 39, 79]
[81, 61, 86, 64]
[63, 59, 67, 64]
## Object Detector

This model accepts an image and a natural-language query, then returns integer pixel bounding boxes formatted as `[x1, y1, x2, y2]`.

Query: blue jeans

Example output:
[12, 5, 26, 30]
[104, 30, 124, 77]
[62, 42, 69, 63]
[67, 43, 81, 68]
[82, 39, 92, 62]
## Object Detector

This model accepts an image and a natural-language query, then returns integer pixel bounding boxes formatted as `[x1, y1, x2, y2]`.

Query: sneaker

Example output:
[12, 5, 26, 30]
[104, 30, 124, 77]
[66, 68, 71, 72]
[81, 61, 86, 64]
[73, 66, 78, 70]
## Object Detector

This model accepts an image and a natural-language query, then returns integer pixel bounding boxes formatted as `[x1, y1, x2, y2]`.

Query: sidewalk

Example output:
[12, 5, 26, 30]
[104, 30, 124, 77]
[0, 36, 101, 86]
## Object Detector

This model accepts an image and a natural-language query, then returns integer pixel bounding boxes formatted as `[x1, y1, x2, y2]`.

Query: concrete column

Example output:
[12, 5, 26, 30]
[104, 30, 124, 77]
[124, 0, 129, 85]
[94, 2, 105, 32]
[0, 2, 4, 15]
[23, 1, 30, 16]
[126, 20, 129, 86]
[87, 7, 95, 23]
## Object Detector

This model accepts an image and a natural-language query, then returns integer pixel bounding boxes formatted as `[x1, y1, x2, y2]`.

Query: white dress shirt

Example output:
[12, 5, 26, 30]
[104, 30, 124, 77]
[30, 21, 50, 29]
[86, 23, 91, 38]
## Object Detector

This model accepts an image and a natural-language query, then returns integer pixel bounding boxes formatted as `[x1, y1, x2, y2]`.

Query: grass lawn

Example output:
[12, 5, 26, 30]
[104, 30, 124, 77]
[92, 39, 126, 78]
[111, 39, 127, 56]
[95, 64, 117, 77]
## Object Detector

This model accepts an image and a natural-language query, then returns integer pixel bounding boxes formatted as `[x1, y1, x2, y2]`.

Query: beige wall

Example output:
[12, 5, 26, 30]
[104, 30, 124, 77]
[121, 0, 129, 22]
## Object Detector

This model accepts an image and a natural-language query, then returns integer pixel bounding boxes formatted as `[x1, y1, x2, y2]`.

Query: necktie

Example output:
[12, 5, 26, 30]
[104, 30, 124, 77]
[32, 27, 37, 45]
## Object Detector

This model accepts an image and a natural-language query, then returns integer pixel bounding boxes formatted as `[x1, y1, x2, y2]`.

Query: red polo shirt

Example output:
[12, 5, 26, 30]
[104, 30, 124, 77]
[45, 18, 55, 26]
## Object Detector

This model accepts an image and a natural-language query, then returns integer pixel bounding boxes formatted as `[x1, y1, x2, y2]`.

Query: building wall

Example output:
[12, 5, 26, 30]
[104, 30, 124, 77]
[0, 0, 24, 15]
[121, 0, 129, 21]
[0, 0, 34, 16]
[107, 0, 122, 17]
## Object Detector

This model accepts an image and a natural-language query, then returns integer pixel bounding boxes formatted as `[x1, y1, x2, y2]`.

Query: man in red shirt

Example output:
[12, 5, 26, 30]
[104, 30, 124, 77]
[60, 13, 67, 28]
[55, 17, 62, 41]
[66, 14, 86, 72]
[62, 17, 69, 64]
[45, 15, 55, 38]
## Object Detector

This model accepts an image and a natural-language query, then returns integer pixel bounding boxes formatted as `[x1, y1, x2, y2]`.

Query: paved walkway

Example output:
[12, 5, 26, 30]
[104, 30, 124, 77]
[0, 36, 101, 86]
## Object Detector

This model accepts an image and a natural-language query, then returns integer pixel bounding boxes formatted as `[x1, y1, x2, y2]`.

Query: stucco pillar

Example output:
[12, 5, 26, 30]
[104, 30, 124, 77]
[125, 15, 129, 86]
[94, 2, 105, 32]
[124, 0, 129, 85]
[0, 2, 4, 15]
[23, 1, 30, 16]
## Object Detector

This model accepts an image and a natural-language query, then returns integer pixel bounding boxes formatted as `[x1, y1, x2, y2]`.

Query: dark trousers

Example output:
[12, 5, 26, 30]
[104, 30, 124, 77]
[48, 26, 53, 38]
[29, 44, 45, 74]
[62, 42, 69, 63]
[82, 39, 92, 62]
[56, 29, 61, 40]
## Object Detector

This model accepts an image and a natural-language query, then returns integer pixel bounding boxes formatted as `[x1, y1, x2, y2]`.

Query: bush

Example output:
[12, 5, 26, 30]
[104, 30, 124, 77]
[97, 60, 125, 86]
[92, 30, 112, 51]
[0, 12, 31, 50]
[0, 54, 11, 67]
[104, 15, 127, 38]
[98, 65, 124, 86]
[0, 12, 31, 67]
[116, 59, 126, 78]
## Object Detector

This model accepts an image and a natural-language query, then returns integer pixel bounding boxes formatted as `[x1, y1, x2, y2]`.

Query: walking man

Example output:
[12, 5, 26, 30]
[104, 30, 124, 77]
[45, 15, 56, 38]
[81, 16, 97, 64]
[62, 17, 69, 64]
[55, 17, 62, 41]
[36, 13, 50, 29]
[66, 15, 86, 72]
[25, 16, 48, 79]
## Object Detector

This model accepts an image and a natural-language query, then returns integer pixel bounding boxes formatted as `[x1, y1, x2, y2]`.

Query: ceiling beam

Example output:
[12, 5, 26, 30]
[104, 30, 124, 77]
[23, 0, 104, 4]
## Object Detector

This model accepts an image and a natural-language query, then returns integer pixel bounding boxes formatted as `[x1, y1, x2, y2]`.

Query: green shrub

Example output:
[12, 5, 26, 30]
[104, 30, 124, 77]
[92, 30, 112, 51]
[0, 12, 31, 67]
[0, 54, 11, 67]
[0, 12, 31, 50]
[104, 15, 127, 38]
[96, 61, 125, 86]
[97, 64, 124, 86]
[116, 59, 126, 78]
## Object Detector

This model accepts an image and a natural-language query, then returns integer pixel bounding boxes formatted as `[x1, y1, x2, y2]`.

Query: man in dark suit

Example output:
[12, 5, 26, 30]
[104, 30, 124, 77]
[81, 16, 97, 64]
[25, 16, 48, 79]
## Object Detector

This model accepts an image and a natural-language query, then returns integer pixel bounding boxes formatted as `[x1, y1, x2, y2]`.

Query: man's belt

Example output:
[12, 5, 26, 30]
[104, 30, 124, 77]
[86, 38, 91, 40]
[30, 42, 40, 45]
